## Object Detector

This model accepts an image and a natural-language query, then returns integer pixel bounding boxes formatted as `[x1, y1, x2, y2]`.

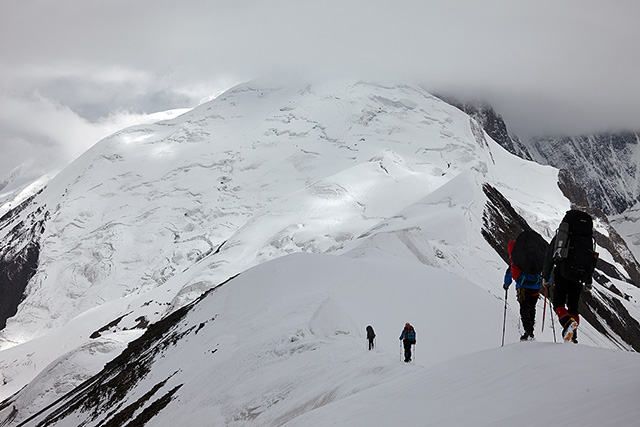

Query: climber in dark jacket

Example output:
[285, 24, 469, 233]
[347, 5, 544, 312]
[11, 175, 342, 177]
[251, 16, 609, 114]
[366, 325, 376, 350]
[542, 210, 596, 343]
[504, 241, 541, 341]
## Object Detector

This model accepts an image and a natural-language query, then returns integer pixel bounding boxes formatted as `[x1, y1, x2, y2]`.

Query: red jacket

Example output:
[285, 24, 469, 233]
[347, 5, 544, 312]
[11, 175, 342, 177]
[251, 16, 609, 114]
[507, 241, 522, 280]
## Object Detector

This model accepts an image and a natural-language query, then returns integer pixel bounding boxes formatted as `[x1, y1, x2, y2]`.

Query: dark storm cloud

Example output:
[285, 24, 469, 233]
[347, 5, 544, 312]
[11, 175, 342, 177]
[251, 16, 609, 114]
[1, 0, 640, 180]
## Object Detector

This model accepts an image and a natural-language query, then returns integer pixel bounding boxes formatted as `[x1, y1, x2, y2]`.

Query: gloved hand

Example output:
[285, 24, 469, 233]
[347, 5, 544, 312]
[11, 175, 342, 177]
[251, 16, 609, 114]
[503, 284, 509, 291]
[542, 279, 549, 287]
[584, 281, 593, 292]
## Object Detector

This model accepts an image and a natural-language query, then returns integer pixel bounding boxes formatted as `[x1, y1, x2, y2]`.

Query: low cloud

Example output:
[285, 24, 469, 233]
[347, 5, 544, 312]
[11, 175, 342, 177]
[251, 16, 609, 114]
[1, 0, 640, 179]
[0, 90, 195, 185]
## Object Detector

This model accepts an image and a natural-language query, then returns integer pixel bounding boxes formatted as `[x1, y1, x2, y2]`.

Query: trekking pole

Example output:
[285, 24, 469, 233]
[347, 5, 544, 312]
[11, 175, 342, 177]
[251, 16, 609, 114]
[550, 308, 557, 343]
[542, 281, 548, 332]
[501, 288, 508, 347]
[549, 274, 557, 343]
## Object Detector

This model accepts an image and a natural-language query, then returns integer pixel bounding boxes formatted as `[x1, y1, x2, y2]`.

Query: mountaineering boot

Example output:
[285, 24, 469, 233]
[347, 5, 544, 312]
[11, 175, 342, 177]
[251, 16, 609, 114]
[520, 331, 535, 341]
[562, 318, 578, 343]
[572, 329, 578, 344]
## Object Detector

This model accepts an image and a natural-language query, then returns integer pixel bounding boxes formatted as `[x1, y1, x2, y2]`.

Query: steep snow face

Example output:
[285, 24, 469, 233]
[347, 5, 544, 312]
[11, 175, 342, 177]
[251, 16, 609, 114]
[2, 79, 640, 421]
[443, 99, 640, 218]
[0, 80, 511, 348]
[14, 254, 640, 427]
[0, 79, 542, 402]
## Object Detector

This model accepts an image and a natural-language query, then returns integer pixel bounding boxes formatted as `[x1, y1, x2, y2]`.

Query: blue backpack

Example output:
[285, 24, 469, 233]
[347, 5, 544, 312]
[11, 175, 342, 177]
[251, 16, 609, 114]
[518, 272, 542, 286]
[404, 325, 416, 344]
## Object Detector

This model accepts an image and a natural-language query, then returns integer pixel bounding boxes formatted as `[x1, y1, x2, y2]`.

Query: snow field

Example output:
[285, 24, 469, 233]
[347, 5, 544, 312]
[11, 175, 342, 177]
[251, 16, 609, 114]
[2, 79, 640, 425]
[27, 252, 640, 427]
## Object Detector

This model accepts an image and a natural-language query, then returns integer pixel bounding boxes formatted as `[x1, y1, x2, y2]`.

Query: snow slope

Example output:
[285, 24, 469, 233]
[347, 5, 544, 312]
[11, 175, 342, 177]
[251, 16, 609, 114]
[289, 341, 640, 427]
[1, 79, 640, 425]
[15, 253, 640, 426]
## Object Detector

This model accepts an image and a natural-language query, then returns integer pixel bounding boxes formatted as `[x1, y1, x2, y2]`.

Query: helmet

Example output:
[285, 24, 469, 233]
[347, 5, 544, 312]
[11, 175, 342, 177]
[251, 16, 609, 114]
[405, 322, 410, 327]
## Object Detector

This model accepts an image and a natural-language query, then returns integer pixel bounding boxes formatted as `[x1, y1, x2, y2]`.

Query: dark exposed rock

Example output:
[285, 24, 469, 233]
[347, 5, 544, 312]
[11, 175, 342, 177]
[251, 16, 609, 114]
[581, 289, 640, 351]
[89, 315, 149, 339]
[530, 132, 640, 215]
[593, 226, 640, 287]
[481, 183, 544, 264]
[514, 133, 639, 215]
[16, 301, 193, 426]
[90, 313, 132, 339]
[482, 182, 640, 351]
[133, 316, 150, 330]
[0, 242, 39, 331]
[0, 195, 46, 331]
[557, 169, 590, 209]
[14, 276, 233, 426]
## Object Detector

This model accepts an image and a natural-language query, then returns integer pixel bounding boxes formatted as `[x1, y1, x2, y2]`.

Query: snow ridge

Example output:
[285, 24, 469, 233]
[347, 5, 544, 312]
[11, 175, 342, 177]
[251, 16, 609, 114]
[1, 79, 640, 426]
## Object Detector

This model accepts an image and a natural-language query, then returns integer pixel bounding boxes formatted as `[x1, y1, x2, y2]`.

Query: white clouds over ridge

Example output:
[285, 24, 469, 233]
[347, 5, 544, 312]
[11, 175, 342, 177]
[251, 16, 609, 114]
[1, 0, 640, 180]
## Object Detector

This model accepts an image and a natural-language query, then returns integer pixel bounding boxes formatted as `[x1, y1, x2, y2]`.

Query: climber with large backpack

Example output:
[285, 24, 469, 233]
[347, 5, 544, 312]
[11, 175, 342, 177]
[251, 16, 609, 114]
[503, 229, 548, 341]
[542, 209, 599, 343]
[399, 323, 416, 362]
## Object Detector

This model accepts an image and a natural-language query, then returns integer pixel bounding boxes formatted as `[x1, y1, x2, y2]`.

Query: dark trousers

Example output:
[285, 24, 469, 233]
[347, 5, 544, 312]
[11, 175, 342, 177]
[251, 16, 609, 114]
[403, 341, 413, 361]
[552, 273, 582, 327]
[368, 338, 374, 350]
[518, 287, 540, 335]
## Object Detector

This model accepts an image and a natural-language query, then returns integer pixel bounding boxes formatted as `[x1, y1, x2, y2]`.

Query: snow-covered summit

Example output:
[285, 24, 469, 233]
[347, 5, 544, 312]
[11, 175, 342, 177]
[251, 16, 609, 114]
[1, 79, 640, 425]
[1, 79, 539, 347]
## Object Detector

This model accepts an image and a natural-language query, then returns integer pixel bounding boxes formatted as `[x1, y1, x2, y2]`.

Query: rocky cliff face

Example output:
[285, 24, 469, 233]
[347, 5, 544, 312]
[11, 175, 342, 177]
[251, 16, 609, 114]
[527, 132, 640, 215]
[0, 193, 46, 331]
[444, 98, 640, 216]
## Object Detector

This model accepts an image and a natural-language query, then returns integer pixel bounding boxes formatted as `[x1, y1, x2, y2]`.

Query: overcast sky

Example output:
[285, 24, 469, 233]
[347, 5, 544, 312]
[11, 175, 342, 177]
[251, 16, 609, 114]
[1, 0, 639, 185]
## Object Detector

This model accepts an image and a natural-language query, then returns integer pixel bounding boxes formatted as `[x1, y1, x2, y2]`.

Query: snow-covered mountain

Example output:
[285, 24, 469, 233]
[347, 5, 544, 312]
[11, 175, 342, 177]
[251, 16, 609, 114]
[1, 79, 640, 426]
[13, 254, 640, 426]
[524, 132, 640, 216]
[447, 98, 640, 216]
[444, 97, 640, 271]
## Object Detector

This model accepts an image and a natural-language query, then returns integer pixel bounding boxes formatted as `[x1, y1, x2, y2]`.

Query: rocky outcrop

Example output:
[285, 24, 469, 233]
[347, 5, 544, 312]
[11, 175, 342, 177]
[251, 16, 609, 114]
[581, 288, 640, 351]
[527, 133, 640, 215]
[0, 194, 46, 331]
[481, 183, 537, 263]
[482, 183, 640, 351]
[8, 276, 232, 426]
[557, 169, 590, 209]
